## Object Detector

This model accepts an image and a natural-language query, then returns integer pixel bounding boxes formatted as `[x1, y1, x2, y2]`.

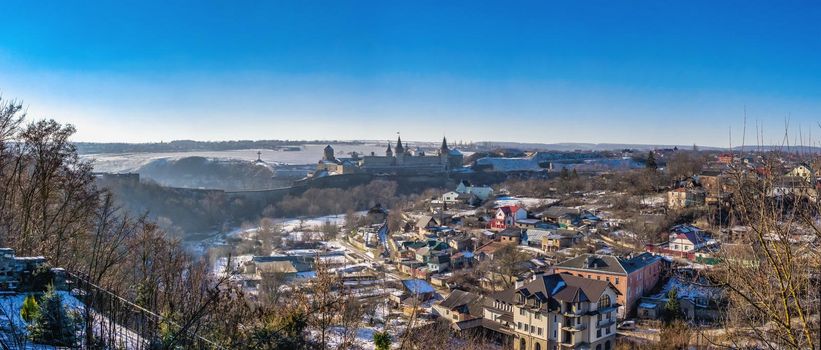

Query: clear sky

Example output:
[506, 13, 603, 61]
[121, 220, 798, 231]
[0, 1, 819, 147]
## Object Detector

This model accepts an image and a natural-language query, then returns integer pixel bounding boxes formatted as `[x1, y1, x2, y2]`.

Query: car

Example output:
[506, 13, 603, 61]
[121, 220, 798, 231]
[617, 320, 636, 330]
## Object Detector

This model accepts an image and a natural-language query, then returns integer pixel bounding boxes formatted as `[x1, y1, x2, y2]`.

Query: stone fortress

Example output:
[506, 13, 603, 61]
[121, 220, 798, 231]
[312, 135, 464, 177]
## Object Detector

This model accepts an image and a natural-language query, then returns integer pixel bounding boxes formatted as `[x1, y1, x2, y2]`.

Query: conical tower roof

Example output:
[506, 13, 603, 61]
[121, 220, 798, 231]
[395, 135, 404, 154]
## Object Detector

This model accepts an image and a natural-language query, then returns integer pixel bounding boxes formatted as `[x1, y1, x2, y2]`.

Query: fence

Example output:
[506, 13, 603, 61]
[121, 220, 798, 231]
[65, 272, 223, 350]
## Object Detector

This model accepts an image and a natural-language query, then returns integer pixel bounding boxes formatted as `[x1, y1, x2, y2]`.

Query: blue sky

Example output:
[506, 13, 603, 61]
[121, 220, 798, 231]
[0, 1, 820, 146]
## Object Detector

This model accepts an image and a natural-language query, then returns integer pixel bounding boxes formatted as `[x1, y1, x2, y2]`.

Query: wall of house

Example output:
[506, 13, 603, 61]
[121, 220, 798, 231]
[624, 260, 664, 316]
[512, 304, 549, 350]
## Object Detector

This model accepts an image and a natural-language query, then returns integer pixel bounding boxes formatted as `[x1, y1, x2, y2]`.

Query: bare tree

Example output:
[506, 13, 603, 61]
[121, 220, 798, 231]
[710, 160, 820, 349]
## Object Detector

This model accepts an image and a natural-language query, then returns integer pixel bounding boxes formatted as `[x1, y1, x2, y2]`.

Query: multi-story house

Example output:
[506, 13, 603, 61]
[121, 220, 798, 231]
[482, 273, 620, 350]
[666, 187, 705, 209]
[490, 206, 528, 230]
[552, 253, 666, 318]
[667, 224, 710, 253]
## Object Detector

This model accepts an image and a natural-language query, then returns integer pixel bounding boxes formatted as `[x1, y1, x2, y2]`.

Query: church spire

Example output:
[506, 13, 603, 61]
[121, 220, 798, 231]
[395, 134, 404, 154]
[386, 141, 393, 157]
[441, 136, 449, 153]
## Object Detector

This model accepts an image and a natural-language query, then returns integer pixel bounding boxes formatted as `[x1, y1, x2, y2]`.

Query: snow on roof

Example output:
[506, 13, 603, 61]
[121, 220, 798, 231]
[475, 157, 543, 172]
[402, 279, 436, 294]
[639, 302, 658, 309]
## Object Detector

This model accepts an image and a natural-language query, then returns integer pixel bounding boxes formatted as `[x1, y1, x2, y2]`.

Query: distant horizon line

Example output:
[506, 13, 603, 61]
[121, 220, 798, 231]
[72, 138, 818, 152]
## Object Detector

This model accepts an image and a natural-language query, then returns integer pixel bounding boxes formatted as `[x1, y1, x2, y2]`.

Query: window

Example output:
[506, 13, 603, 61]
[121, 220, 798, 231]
[534, 313, 541, 320]
[597, 276, 601, 280]
[597, 313, 602, 321]
[537, 327, 543, 335]
[605, 277, 610, 282]
[518, 322, 522, 330]
[597, 328, 602, 337]
[553, 315, 557, 322]
[520, 308, 526, 316]
[599, 295, 611, 308]
[535, 343, 542, 350]
[606, 326, 611, 335]
[531, 325, 535, 333]
[615, 277, 619, 285]
[607, 312, 611, 319]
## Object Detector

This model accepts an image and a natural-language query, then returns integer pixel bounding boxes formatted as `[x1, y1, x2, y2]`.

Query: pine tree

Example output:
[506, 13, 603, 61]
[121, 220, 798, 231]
[20, 294, 40, 323]
[664, 289, 683, 322]
[374, 331, 391, 350]
[28, 284, 78, 347]
[646, 151, 658, 170]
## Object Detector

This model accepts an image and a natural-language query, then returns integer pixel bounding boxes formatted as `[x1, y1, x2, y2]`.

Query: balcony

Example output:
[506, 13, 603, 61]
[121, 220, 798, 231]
[562, 308, 585, 317]
[561, 323, 587, 332]
[597, 318, 615, 328]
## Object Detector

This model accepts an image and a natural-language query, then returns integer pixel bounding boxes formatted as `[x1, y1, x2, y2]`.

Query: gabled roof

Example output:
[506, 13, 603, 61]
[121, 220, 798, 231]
[515, 273, 618, 305]
[416, 215, 436, 229]
[439, 289, 483, 311]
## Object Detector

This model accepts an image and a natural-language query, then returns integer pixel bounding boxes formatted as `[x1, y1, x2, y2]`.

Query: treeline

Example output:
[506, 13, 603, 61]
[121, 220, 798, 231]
[75, 139, 364, 154]
[272, 180, 402, 218]
[136, 156, 290, 191]
[100, 175, 432, 236]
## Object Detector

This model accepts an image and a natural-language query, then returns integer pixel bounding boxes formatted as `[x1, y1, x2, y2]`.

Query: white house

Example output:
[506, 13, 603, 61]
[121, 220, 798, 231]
[442, 191, 461, 203]
[456, 180, 494, 201]
[490, 206, 528, 230]
[668, 225, 710, 253]
[786, 164, 814, 183]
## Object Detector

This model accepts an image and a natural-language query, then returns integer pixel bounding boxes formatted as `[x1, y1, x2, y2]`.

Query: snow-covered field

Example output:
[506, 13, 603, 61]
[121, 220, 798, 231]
[494, 196, 559, 209]
[640, 194, 666, 206]
[230, 212, 361, 241]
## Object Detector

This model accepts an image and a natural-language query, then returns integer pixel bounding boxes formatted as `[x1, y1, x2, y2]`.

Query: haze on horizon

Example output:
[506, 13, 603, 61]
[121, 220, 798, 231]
[0, 1, 819, 147]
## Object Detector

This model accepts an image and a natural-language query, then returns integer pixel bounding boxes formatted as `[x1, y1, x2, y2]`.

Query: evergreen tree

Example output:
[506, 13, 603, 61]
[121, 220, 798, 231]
[664, 289, 683, 322]
[646, 151, 658, 170]
[571, 168, 579, 179]
[374, 331, 391, 350]
[560, 167, 570, 179]
[28, 284, 79, 347]
[20, 294, 40, 323]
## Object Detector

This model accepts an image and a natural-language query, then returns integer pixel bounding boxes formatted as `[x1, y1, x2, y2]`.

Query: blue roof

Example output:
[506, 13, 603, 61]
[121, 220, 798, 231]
[402, 279, 435, 294]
